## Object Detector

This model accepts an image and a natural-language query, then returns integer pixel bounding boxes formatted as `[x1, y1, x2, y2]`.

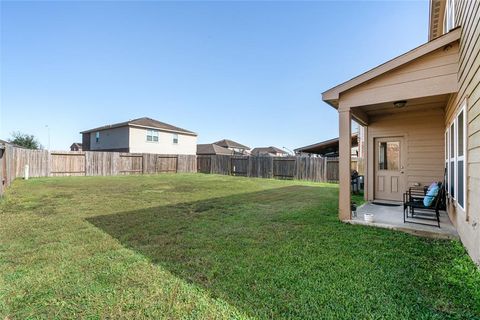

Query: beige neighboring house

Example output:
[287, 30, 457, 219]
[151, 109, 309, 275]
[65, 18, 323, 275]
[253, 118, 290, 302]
[251, 146, 289, 157]
[213, 139, 250, 155]
[322, 0, 480, 263]
[81, 117, 197, 154]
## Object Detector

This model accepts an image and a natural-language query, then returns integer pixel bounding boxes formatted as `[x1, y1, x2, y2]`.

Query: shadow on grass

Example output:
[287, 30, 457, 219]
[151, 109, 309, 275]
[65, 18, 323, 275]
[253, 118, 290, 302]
[87, 185, 479, 319]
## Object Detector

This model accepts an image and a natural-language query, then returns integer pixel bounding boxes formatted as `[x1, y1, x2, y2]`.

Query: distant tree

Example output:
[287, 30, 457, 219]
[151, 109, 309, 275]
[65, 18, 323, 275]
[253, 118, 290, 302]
[8, 131, 42, 149]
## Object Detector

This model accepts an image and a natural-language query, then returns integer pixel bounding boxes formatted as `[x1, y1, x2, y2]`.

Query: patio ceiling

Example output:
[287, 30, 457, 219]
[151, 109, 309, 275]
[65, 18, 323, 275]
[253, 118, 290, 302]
[356, 94, 450, 119]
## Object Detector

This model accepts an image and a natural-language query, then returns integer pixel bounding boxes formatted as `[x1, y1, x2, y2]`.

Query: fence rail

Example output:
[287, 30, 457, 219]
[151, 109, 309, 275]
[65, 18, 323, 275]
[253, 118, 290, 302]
[0, 145, 196, 195]
[197, 155, 355, 183]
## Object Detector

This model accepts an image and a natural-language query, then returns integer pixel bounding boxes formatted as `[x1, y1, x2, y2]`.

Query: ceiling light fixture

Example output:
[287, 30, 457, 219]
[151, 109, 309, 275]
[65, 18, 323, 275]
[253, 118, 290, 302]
[393, 100, 407, 108]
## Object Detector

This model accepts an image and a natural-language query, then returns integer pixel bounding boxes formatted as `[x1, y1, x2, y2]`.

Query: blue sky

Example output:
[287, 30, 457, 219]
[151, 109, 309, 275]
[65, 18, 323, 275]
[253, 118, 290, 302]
[1, 1, 429, 151]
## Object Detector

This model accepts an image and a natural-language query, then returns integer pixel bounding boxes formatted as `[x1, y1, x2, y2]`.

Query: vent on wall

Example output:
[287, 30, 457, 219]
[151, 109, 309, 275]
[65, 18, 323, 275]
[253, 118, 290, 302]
[430, 0, 442, 39]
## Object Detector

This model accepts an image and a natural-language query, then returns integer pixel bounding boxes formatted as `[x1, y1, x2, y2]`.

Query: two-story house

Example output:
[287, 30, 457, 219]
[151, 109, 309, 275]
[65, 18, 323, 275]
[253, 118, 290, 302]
[81, 117, 197, 155]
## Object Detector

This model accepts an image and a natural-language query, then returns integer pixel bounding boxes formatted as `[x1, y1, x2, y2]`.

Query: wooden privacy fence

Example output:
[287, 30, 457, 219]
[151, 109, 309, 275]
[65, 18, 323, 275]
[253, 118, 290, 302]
[48, 152, 196, 177]
[0, 144, 196, 195]
[197, 155, 347, 183]
[0, 144, 361, 196]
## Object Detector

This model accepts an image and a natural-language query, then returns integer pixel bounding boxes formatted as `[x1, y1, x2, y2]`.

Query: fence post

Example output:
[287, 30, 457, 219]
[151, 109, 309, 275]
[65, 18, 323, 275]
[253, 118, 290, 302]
[112, 152, 119, 176]
[84, 152, 88, 176]
[323, 157, 328, 182]
[46, 150, 51, 177]
[294, 157, 298, 180]
[269, 156, 274, 179]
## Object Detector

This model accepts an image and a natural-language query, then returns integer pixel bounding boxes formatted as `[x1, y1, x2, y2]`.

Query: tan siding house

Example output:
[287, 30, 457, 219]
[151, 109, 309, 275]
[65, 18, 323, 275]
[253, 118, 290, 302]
[81, 117, 198, 155]
[322, 0, 480, 263]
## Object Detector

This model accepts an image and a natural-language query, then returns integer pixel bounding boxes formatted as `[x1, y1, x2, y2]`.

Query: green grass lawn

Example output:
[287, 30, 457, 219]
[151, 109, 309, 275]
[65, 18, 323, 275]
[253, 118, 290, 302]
[1, 174, 479, 319]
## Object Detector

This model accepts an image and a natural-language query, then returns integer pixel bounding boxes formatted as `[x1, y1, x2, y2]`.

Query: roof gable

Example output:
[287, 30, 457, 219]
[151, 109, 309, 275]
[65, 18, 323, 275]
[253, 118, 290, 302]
[197, 143, 233, 155]
[81, 117, 197, 136]
[251, 146, 288, 155]
[213, 139, 250, 150]
[129, 118, 196, 135]
[322, 28, 461, 108]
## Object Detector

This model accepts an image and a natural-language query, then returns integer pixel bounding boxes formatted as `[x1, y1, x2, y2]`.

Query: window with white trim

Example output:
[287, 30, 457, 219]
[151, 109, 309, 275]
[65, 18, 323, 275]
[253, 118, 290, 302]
[456, 107, 465, 209]
[146, 129, 159, 142]
[445, 130, 448, 193]
[95, 131, 100, 143]
[172, 133, 178, 144]
[445, 100, 467, 210]
[444, 0, 456, 33]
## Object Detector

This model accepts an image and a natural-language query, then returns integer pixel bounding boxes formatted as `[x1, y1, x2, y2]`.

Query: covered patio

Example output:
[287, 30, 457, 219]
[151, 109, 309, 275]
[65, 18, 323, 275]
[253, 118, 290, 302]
[323, 28, 461, 234]
[351, 203, 458, 239]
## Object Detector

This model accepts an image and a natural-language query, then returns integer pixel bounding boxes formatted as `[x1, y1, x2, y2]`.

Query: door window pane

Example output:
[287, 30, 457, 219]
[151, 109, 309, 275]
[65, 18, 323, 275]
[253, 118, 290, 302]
[379, 142, 386, 170]
[378, 141, 399, 171]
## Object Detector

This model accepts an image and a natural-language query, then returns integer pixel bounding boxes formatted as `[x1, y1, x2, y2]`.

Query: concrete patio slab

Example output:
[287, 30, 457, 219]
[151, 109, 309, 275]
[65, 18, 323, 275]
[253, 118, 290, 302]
[348, 202, 458, 240]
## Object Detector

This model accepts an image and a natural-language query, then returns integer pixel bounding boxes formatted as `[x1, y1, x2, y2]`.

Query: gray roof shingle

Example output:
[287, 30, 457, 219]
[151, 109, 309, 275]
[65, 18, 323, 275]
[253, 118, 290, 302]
[197, 143, 234, 155]
[251, 146, 288, 155]
[81, 117, 197, 136]
[213, 139, 249, 150]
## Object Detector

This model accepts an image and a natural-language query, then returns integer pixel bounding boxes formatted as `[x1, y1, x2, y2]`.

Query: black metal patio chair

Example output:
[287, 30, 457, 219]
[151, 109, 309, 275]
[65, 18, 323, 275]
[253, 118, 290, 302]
[403, 182, 445, 228]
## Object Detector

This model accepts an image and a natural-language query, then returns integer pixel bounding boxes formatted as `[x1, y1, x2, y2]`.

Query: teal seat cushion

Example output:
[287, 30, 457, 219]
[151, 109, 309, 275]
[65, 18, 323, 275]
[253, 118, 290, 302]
[427, 182, 437, 191]
[423, 184, 439, 207]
